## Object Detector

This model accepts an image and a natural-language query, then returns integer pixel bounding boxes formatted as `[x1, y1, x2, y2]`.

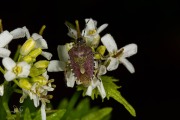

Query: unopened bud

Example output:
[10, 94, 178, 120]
[34, 60, 49, 69]
[31, 76, 47, 85]
[20, 38, 35, 55]
[19, 78, 32, 90]
[29, 48, 42, 58]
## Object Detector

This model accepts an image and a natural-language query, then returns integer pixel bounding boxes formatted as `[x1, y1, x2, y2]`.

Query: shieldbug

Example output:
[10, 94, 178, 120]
[68, 20, 94, 87]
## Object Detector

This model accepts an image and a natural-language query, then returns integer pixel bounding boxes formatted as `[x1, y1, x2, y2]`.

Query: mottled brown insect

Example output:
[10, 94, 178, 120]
[68, 38, 94, 87]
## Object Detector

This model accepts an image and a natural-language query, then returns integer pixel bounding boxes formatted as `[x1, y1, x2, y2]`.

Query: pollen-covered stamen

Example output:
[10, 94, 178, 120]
[113, 48, 124, 58]
[13, 66, 22, 75]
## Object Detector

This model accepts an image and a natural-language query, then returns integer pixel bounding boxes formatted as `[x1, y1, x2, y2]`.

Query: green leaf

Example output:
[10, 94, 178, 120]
[21, 97, 37, 113]
[81, 107, 112, 120]
[68, 97, 91, 119]
[23, 108, 32, 120]
[102, 76, 136, 117]
[60, 91, 81, 120]
[57, 98, 69, 109]
[0, 97, 6, 120]
[32, 110, 41, 120]
[47, 109, 66, 120]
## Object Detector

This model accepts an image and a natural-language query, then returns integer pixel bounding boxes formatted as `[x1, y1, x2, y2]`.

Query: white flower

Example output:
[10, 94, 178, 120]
[2, 57, 31, 81]
[101, 34, 137, 73]
[20, 76, 54, 120]
[47, 43, 72, 72]
[22, 26, 51, 59]
[86, 62, 107, 99]
[0, 84, 4, 96]
[82, 18, 108, 47]
[0, 31, 13, 57]
[10, 27, 26, 39]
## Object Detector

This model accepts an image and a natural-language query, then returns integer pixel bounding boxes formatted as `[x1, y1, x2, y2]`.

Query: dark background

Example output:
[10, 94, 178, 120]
[1, 0, 180, 119]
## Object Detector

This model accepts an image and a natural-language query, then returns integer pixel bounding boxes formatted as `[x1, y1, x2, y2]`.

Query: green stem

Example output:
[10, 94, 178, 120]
[13, 79, 21, 88]
[13, 45, 21, 62]
[2, 81, 12, 118]
[14, 89, 22, 94]
[0, 66, 5, 74]
[2, 100, 11, 116]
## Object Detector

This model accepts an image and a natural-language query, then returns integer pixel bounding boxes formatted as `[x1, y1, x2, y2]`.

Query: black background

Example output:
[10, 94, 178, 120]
[1, 0, 180, 120]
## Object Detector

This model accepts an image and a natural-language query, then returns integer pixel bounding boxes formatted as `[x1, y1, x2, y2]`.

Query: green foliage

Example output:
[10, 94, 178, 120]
[23, 108, 32, 120]
[46, 109, 66, 120]
[57, 91, 112, 120]
[102, 76, 136, 117]
[76, 75, 136, 117]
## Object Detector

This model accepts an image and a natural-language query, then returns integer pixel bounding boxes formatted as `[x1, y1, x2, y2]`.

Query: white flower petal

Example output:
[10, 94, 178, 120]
[32, 94, 40, 107]
[107, 57, 119, 71]
[66, 70, 76, 87]
[101, 34, 118, 53]
[120, 57, 135, 73]
[97, 81, 106, 99]
[42, 71, 49, 80]
[4, 71, 16, 81]
[18, 62, 30, 78]
[0, 31, 13, 47]
[10, 28, 26, 39]
[57, 45, 69, 62]
[86, 85, 93, 96]
[22, 26, 30, 39]
[47, 60, 66, 72]
[85, 18, 97, 26]
[86, 18, 96, 30]
[41, 51, 52, 60]
[41, 103, 46, 120]
[66, 26, 77, 39]
[98, 65, 107, 75]
[32, 33, 43, 40]
[0, 85, 4, 96]
[35, 38, 48, 49]
[122, 43, 137, 58]
[0, 48, 11, 58]
[97, 24, 108, 34]
[2, 57, 16, 70]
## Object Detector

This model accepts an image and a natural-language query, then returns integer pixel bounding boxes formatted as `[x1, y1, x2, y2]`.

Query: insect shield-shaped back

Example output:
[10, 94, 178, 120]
[68, 37, 94, 87]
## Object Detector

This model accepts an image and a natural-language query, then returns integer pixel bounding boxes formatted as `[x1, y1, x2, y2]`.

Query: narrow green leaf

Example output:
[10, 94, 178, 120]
[23, 108, 32, 120]
[47, 109, 66, 120]
[0, 97, 6, 120]
[32, 110, 41, 120]
[57, 98, 69, 109]
[102, 76, 136, 117]
[68, 97, 91, 119]
[81, 107, 112, 120]
[60, 91, 81, 120]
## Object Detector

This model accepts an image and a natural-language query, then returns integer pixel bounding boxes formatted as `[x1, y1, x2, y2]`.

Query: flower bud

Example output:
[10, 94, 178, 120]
[34, 60, 49, 69]
[31, 76, 47, 85]
[20, 38, 35, 56]
[19, 78, 32, 90]
[22, 55, 33, 63]
[29, 48, 42, 58]
[94, 45, 106, 59]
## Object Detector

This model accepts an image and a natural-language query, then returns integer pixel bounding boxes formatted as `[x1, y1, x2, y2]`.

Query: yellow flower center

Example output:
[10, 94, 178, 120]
[88, 30, 96, 35]
[13, 66, 22, 75]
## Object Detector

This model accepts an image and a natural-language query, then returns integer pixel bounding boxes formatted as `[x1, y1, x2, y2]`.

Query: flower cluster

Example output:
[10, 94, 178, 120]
[48, 18, 137, 99]
[0, 23, 54, 120]
[0, 18, 138, 120]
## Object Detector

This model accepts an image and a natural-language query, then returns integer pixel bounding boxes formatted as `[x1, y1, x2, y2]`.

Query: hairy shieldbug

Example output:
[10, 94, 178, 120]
[68, 37, 94, 87]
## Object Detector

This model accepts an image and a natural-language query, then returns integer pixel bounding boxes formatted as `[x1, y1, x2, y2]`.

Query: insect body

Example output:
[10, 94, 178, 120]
[68, 38, 94, 87]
